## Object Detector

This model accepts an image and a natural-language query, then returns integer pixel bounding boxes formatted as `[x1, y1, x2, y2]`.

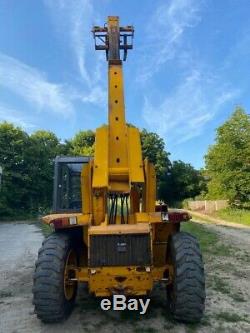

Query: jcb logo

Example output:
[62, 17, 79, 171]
[117, 242, 127, 252]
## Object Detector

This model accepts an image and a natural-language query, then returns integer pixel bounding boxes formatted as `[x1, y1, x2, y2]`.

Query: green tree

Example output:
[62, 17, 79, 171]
[27, 130, 61, 212]
[205, 107, 250, 205]
[140, 129, 171, 178]
[68, 130, 95, 156]
[0, 124, 63, 217]
[158, 160, 205, 205]
[0, 122, 30, 216]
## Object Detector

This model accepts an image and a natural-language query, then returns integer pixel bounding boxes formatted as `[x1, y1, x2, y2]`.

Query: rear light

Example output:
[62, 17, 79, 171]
[168, 212, 191, 223]
[50, 217, 70, 229]
[182, 213, 191, 220]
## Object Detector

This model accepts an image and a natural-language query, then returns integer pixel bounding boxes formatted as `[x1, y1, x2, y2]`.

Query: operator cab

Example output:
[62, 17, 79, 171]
[53, 156, 91, 213]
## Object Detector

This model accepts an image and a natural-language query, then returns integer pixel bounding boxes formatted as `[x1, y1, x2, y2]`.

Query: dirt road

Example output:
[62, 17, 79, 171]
[0, 221, 249, 333]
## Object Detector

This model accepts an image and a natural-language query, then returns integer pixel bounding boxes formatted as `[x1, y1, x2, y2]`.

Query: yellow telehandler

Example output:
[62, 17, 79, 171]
[33, 16, 205, 323]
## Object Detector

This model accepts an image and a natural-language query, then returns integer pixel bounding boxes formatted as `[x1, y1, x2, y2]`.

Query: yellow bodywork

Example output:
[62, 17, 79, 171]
[42, 16, 179, 297]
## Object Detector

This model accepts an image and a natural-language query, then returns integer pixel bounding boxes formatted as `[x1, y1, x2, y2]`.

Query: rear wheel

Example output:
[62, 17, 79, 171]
[33, 232, 78, 323]
[167, 232, 205, 322]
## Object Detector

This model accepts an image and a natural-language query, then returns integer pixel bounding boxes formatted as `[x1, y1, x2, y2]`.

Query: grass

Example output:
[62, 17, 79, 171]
[0, 290, 12, 298]
[38, 221, 52, 236]
[182, 221, 217, 252]
[208, 274, 247, 303]
[0, 211, 39, 222]
[181, 221, 233, 256]
[230, 293, 246, 303]
[182, 222, 249, 305]
[33, 220, 52, 237]
[216, 312, 249, 323]
[210, 275, 230, 295]
[134, 328, 158, 333]
[0, 216, 38, 223]
[213, 208, 250, 226]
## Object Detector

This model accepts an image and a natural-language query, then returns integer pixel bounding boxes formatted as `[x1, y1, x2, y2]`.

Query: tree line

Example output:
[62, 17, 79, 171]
[0, 107, 249, 218]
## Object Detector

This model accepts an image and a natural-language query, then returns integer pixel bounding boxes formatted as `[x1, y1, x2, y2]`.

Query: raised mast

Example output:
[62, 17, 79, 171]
[107, 17, 127, 171]
[92, 16, 145, 226]
[92, 16, 135, 191]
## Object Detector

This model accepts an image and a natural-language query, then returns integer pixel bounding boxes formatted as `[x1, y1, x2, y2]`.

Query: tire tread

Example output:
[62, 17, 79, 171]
[167, 231, 205, 323]
[33, 232, 77, 323]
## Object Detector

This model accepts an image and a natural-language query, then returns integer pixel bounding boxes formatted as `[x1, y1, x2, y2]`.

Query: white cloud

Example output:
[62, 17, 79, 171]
[0, 53, 74, 117]
[81, 86, 106, 104]
[137, 0, 202, 82]
[70, 0, 93, 84]
[139, 0, 242, 144]
[44, 0, 103, 86]
[43, 0, 106, 108]
[0, 105, 35, 129]
[69, 84, 106, 106]
[142, 69, 240, 144]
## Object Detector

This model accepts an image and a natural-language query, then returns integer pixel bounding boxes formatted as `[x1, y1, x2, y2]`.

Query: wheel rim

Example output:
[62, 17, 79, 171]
[64, 249, 77, 300]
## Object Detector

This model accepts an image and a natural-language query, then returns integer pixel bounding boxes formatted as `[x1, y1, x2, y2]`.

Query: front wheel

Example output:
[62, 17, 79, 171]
[167, 232, 205, 323]
[33, 232, 78, 323]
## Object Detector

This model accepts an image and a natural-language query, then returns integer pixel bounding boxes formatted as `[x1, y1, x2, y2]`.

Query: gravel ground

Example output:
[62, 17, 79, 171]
[0, 221, 249, 333]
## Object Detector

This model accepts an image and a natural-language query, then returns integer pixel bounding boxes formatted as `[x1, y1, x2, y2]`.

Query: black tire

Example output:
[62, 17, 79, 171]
[33, 232, 78, 323]
[167, 232, 205, 323]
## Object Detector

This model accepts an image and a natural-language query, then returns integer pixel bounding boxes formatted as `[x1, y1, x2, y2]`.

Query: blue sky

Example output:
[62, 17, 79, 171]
[0, 0, 250, 169]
